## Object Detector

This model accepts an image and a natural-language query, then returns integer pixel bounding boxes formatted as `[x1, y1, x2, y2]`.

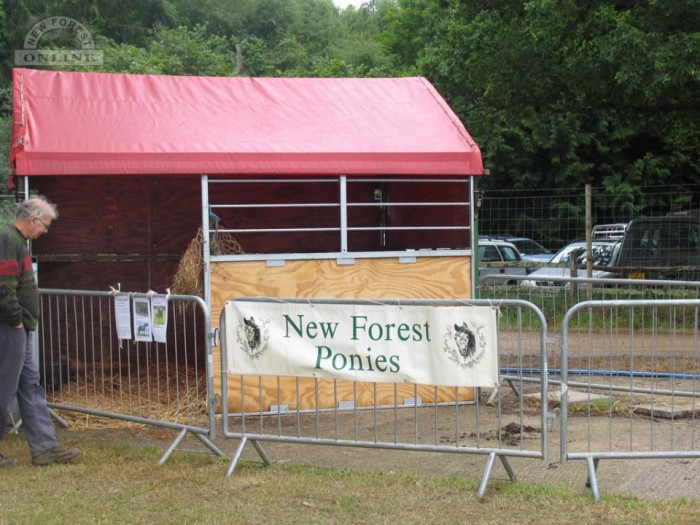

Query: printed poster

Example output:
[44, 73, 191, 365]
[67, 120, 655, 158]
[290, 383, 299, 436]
[114, 293, 132, 340]
[151, 295, 168, 343]
[133, 297, 152, 342]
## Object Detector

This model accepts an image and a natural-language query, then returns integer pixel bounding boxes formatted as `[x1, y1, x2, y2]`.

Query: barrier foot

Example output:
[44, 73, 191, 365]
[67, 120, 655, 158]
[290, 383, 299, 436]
[158, 428, 188, 465]
[226, 436, 248, 478]
[49, 408, 69, 428]
[499, 455, 516, 482]
[9, 413, 20, 434]
[485, 385, 500, 405]
[585, 456, 601, 502]
[477, 453, 517, 499]
[251, 439, 272, 466]
[193, 432, 226, 458]
[477, 451, 497, 499]
[158, 429, 224, 465]
[225, 438, 272, 477]
[505, 378, 522, 399]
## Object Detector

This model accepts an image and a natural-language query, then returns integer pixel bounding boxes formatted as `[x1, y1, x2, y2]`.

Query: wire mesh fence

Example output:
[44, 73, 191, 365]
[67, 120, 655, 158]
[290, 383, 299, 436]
[477, 184, 700, 252]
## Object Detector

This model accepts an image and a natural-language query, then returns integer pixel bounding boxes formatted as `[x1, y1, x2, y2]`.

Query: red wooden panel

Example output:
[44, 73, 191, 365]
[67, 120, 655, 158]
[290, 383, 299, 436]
[31, 176, 201, 292]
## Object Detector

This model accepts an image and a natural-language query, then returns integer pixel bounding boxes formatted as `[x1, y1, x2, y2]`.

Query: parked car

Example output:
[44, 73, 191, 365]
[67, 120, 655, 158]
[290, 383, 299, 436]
[497, 236, 553, 261]
[477, 239, 529, 285]
[521, 238, 621, 287]
[614, 216, 700, 280]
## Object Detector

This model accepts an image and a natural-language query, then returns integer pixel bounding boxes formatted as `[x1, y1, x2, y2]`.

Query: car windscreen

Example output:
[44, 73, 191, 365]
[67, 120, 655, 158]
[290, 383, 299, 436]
[500, 246, 521, 262]
[512, 239, 548, 255]
[575, 244, 617, 266]
[556, 243, 617, 266]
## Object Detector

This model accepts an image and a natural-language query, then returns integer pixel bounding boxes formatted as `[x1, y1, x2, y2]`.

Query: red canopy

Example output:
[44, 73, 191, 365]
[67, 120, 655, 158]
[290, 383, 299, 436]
[10, 68, 483, 178]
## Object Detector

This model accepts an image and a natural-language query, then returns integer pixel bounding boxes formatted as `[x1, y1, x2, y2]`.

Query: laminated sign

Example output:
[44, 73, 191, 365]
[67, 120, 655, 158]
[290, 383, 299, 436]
[224, 301, 499, 387]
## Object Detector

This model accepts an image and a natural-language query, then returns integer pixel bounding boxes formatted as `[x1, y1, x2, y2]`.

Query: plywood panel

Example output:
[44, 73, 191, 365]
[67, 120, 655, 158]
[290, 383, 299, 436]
[211, 256, 475, 411]
[210, 256, 472, 326]
[224, 376, 474, 412]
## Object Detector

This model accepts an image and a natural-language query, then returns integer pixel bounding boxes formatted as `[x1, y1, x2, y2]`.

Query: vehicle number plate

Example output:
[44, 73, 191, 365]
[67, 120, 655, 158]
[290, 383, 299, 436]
[628, 271, 645, 280]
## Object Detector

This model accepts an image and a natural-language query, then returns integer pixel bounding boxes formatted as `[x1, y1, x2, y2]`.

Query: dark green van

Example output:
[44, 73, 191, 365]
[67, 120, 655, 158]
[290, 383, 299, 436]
[616, 216, 700, 280]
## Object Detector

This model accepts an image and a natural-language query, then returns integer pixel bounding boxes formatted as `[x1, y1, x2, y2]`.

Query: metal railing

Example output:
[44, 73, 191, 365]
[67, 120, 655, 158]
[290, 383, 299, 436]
[206, 176, 472, 258]
[37, 289, 223, 464]
[220, 297, 549, 498]
[34, 283, 700, 500]
[560, 298, 700, 501]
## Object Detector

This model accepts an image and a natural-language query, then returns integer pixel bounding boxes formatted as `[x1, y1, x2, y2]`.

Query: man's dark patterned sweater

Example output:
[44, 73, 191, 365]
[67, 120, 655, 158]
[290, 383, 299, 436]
[0, 223, 38, 330]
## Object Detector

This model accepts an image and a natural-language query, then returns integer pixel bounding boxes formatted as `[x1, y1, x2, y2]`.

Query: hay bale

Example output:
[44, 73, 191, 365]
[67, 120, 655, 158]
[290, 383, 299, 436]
[47, 363, 208, 429]
[171, 227, 243, 297]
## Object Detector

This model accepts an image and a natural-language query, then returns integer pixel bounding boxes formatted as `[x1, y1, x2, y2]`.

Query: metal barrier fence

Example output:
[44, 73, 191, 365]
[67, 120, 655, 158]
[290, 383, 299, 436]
[479, 275, 700, 374]
[561, 298, 700, 501]
[481, 275, 700, 500]
[36, 289, 223, 464]
[220, 297, 549, 498]
[34, 284, 700, 500]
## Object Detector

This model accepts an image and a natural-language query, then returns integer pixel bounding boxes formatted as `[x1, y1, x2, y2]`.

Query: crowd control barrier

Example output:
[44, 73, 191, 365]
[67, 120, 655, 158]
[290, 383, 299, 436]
[37, 289, 223, 464]
[560, 298, 700, 501]
[220, 297, 549, 498]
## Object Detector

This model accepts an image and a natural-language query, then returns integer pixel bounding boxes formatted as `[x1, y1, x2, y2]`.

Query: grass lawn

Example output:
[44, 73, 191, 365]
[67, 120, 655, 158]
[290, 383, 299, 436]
[0, 431, 698, 525]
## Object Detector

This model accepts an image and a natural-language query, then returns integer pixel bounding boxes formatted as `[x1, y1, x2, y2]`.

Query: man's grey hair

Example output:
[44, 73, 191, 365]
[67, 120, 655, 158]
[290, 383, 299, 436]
[16, 195, 59, 221]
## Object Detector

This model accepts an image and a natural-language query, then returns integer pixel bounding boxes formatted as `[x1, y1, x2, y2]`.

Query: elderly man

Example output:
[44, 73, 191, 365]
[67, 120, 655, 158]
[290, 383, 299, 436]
[0, 196, 80, 467]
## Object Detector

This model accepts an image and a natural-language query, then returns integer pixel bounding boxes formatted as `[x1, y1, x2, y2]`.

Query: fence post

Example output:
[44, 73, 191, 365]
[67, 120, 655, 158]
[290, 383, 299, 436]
[568, 249, 580, 301]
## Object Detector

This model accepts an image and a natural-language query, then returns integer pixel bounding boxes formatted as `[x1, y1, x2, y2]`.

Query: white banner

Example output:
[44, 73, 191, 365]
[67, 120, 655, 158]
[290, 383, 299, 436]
[224, 301, 499, 387]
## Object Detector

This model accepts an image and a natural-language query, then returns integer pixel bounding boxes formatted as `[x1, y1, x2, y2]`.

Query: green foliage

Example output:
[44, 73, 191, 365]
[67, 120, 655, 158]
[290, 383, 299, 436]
[0, 0, 697, 206]
[93, 25, 238, 76]
[141, 25, 235, 76]
[375, 0, 431, 73]
[418, 0, 700, 203]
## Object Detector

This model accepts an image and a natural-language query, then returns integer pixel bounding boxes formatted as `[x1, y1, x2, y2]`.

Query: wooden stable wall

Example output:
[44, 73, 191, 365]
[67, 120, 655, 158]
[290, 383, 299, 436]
[24, 174, 476, 411]
[211, 256, 475, 412]
[29, 175, 201, 292]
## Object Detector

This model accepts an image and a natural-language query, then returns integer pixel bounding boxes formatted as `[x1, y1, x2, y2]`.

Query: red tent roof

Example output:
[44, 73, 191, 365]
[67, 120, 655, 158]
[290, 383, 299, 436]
[10, 68, 483, 178]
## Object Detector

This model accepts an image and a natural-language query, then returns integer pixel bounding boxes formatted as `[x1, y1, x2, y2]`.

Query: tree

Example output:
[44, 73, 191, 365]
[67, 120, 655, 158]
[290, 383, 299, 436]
[98, 25, 237, 76]
[416, 0, 700, 201]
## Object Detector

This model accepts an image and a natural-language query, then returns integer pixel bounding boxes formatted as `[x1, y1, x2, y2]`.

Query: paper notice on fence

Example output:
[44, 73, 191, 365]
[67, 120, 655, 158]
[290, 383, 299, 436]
[224, 301, 499, 387]
[150, 295, 168, 343]
[132, 298, 153, 342]
[114, 294, 131, 340]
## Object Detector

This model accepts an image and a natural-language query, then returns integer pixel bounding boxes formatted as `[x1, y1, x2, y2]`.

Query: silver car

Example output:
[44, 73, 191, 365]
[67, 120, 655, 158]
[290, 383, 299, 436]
[478, 239, 529, 285]
[521, 238, 621, 287]
[498, 237, 553, 261]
